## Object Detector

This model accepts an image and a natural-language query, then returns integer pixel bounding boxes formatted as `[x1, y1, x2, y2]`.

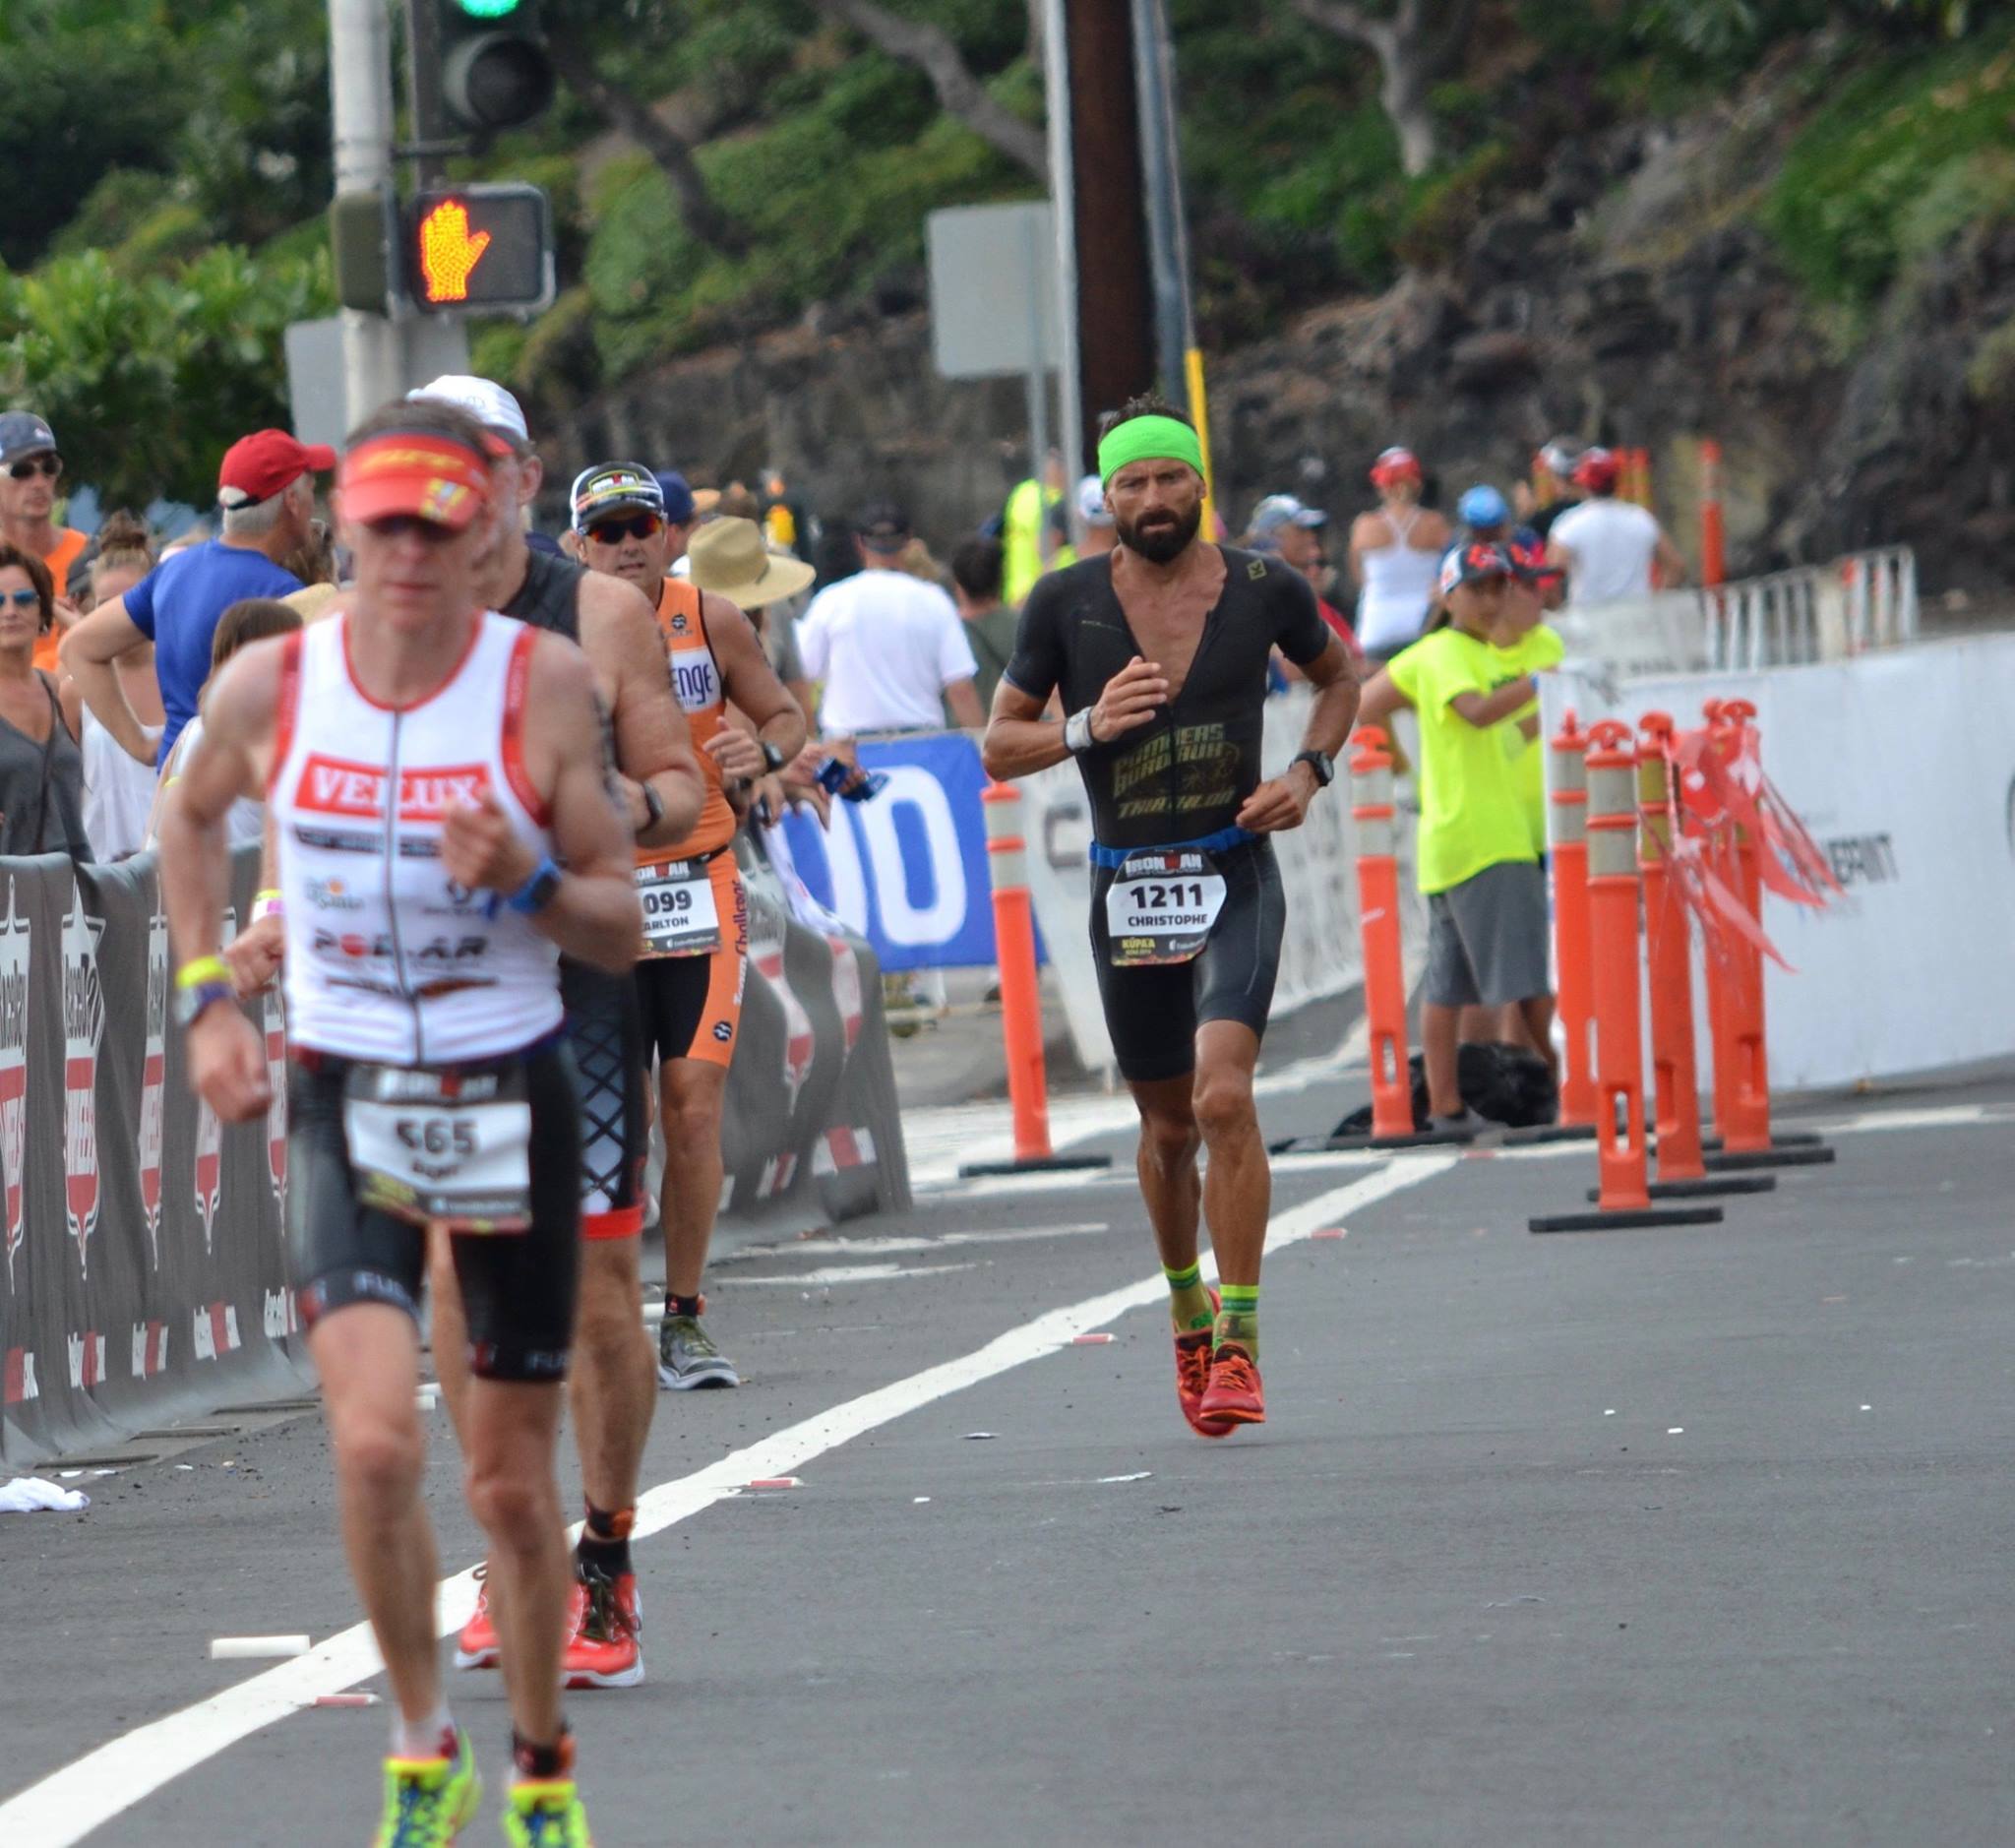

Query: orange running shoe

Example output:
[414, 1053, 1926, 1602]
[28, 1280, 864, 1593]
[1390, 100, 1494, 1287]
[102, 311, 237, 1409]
[562, 1565, 644, 1690]
[452, 1565, 498, 1671]
[1197, 1341, 1266, 1429]
[1174, 1288, 1234, 1438]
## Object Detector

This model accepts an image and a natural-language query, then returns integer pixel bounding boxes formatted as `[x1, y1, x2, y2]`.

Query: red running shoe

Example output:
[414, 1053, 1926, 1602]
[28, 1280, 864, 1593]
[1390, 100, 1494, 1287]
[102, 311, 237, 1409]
[1197, 1341, 1266, 1429]
[562, 1566, 644, 1691]
[1175, 1289, 1234, 1438]
[453, 1565, 499, 1671]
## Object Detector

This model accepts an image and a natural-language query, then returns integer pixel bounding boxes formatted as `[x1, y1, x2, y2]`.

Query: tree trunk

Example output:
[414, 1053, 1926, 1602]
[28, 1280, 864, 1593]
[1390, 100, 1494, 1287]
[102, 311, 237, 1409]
[1290, 0, 1478, 178]
[542, 31, 747, 254]
[808, 0, 1049, 181]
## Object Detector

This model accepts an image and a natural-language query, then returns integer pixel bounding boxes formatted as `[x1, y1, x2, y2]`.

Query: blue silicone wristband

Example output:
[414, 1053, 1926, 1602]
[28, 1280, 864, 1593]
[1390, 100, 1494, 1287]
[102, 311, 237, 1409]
[505, 855, 562, 915]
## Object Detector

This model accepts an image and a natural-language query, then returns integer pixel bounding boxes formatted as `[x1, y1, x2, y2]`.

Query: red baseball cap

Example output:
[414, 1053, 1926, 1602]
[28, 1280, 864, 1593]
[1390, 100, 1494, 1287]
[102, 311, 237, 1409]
[337, 428, 491, 530]
[1572, 447, 1620, 491]
[217, 429, 336, 508]
[1370, 446, 1422, 485]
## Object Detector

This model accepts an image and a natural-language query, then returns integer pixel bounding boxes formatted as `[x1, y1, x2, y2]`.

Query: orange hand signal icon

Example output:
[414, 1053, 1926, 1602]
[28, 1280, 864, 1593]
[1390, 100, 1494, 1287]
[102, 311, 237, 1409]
[417, 199, 492, 304]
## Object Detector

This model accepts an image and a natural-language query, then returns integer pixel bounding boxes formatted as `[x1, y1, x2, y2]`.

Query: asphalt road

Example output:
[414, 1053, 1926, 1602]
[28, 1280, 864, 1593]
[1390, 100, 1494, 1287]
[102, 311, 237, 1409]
[3, 1078, 2013, 1846]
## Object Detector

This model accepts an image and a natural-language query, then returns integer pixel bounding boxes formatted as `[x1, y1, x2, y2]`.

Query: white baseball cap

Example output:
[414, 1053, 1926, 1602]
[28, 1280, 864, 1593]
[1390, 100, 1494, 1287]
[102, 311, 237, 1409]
[406, 375, 530, 449]
[1076, 473, 1115, 527]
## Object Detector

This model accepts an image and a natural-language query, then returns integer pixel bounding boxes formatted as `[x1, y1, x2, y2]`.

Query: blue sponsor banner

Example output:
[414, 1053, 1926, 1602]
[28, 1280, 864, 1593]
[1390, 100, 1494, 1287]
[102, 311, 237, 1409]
[776, 733, 1045, 972]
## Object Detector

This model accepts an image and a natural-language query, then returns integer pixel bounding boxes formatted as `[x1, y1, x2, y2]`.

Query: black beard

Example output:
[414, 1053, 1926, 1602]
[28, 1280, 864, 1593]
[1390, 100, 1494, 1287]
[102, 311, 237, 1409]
[1117, 503, 1202, 564]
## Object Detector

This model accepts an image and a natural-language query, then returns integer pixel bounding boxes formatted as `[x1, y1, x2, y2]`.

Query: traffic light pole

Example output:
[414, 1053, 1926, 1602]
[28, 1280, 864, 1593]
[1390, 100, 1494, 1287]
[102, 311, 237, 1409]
[402, 0, 449, 188]
[329, 0, 404, 429]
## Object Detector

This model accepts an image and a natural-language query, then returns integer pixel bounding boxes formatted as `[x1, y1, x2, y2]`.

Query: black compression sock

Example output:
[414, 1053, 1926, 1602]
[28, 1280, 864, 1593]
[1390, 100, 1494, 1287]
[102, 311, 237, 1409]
[577, 1501, 635, 1579]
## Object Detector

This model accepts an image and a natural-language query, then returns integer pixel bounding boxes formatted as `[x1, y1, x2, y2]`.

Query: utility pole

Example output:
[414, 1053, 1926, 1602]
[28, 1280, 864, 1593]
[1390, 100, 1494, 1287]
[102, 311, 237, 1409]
[1130, 0, 1194, 411]
[329, 0, 404, 429]
[1042, 0, 1087, 543]
[1062, 1, 1156, 455]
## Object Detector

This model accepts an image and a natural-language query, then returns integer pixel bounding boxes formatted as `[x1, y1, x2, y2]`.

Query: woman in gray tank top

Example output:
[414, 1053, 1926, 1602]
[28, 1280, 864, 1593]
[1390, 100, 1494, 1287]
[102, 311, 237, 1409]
[0, 543, 92, 862]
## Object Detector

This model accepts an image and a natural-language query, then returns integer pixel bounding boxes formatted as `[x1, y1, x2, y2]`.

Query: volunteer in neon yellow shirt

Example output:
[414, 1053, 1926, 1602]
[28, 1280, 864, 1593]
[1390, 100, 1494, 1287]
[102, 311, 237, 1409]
[1369, 542, 1554, 1127]
[1001, 456, 1074, 606]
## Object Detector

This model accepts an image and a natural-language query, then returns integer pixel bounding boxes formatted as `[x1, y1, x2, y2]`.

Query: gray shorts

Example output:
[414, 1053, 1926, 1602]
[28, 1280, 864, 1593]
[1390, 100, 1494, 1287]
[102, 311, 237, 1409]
[1425, 859, 1549, 1008]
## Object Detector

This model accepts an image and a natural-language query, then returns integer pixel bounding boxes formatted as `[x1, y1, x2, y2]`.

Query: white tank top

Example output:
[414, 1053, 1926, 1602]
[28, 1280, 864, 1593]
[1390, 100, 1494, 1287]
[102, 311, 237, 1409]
[1356, 506, 1441, 653]
[82, 708, 159, 861]
[269, 611, 563, 1066]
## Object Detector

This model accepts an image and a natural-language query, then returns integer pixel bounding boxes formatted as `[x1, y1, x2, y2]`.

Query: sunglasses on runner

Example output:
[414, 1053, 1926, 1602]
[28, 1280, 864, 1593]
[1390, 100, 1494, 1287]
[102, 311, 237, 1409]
[6, 455, 61, 481]
[584, 513, 663, 544]
[3, 587, 40, 608]
[361, 514, 465, 545]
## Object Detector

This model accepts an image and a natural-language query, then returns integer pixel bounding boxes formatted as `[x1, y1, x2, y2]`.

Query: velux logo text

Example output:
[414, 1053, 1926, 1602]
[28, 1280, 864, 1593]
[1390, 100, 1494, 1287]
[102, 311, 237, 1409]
[294, 755, 491, 822]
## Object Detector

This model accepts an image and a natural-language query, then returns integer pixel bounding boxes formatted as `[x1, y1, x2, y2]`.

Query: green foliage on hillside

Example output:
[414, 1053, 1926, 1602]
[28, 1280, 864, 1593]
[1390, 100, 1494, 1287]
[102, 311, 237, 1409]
[0, 0, 2001, 501]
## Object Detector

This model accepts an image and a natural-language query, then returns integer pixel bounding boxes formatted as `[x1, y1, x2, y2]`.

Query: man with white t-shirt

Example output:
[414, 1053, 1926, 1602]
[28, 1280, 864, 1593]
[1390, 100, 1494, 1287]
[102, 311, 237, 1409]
[1546, 448, 1687, 607]
[795, 503, 985, 733]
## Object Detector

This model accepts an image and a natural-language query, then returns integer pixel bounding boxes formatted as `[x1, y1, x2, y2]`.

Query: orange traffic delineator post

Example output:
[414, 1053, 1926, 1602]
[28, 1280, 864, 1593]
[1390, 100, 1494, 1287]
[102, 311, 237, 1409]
[1698, 439, 1726, 588]
[1584, 713, 1772, 1203]
[1549, 711, 1598, 1130]
[959, 781, 1112, 1178]
[1531, 720, 1722, 1233]
[1693, 703, 1835, 1172]
[1312, 727, 1475, 1151]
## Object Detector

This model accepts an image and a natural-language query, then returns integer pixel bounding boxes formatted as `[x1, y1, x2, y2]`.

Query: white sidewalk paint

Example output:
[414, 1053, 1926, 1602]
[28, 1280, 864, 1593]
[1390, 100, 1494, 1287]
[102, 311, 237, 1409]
[0, 1157, 1458, 1845]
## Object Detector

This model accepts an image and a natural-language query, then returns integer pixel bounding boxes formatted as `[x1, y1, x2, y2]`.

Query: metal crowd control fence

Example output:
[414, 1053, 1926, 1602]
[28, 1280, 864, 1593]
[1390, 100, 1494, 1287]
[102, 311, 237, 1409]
[1702, 548, 1918, 672]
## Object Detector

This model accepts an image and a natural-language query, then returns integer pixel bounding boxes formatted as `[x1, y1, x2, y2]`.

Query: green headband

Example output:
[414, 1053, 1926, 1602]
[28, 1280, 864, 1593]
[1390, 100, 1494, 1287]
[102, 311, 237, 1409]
[1098, 414, 1204, 487]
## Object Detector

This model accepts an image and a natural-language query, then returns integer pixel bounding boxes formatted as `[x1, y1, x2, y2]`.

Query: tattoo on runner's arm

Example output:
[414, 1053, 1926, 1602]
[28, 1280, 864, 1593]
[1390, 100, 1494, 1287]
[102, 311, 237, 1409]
[590, 690, 625, 817]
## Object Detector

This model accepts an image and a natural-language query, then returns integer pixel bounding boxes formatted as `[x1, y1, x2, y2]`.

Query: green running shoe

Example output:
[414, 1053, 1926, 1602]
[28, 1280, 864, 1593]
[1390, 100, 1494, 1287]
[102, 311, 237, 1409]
[501, 1780, 593, 1847]
[375, 1727, 482, 1846]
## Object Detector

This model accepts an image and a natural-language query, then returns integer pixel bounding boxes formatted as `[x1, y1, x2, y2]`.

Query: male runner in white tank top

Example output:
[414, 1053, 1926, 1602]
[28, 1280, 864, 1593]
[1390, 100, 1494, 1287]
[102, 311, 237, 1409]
[158, 398, 642, 1846]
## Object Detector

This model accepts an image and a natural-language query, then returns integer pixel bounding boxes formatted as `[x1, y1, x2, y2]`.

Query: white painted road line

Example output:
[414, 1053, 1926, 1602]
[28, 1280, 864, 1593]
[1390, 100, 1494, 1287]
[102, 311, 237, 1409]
[0, 1155, 1457, 1846]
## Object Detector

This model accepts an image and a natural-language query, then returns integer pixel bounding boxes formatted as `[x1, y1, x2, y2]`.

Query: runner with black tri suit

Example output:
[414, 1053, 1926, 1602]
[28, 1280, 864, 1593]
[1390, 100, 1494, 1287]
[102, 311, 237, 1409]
[402, 379, 705, 1697]
[158, 398, 641, 1844]
[983, 398, 1360, 1436]
[567, 463, 806, 1395]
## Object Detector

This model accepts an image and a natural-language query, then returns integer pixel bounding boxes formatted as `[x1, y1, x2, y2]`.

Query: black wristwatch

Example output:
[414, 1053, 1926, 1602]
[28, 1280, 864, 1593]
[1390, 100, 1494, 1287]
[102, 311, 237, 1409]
[1292, 749, 1335, 789]
[634, 780, 664, 836]
[761, 739, 787, 772]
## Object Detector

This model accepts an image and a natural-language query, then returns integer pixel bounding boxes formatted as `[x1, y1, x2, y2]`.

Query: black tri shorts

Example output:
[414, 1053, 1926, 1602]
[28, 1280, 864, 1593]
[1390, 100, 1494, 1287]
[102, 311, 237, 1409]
[559, 956, 650, 1240]
[288, 1038, 581, 1384]
[1088, 835, 1286, 1084]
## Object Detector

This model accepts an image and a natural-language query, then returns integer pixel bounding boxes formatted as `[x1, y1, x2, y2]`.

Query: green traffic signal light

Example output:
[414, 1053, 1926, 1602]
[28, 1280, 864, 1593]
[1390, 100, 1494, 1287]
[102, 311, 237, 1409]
[453, 0, 523, 16]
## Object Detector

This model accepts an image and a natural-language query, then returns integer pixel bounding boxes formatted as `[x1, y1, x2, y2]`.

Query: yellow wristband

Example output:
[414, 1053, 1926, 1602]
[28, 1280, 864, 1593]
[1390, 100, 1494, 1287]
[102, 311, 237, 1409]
[175, 955, 231, 991]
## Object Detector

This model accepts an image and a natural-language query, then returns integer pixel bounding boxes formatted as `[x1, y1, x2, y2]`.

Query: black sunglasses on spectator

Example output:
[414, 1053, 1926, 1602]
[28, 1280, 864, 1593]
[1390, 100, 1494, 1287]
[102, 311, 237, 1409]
[6, 455, 61, 481]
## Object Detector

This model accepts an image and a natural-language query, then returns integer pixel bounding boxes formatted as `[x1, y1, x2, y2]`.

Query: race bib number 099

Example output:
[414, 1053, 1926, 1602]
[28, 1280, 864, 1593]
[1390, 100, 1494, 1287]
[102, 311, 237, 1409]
[636, 857, 721, 958]
[1105, 849, 1227, 967]
[342, 1063, 532, 1233]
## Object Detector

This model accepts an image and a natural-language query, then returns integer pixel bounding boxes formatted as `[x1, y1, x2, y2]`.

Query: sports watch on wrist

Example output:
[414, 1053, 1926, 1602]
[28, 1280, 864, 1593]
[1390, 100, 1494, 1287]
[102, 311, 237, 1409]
[761, 739, 787, 772]
[1292, 749, 1335, 789]
[507, 856, 564, 915]
[173, 980, 235, 1030]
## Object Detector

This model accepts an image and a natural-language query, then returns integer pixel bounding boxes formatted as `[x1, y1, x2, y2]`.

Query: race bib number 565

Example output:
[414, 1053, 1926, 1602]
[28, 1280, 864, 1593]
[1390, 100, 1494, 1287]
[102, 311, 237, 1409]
[342, 1063, 532, 1232]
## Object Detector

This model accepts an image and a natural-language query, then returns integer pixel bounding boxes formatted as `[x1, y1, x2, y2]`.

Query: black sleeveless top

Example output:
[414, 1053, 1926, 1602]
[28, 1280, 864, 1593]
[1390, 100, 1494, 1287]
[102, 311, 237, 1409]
[0, 672, 91, 863]
[1003, 547, 1329, 852]
[502, 547, 586, 641]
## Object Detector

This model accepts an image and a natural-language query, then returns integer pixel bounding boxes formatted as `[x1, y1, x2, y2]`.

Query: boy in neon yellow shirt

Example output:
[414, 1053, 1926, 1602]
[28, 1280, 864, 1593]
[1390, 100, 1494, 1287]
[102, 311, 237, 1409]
[1383, 542, 1551, 1126]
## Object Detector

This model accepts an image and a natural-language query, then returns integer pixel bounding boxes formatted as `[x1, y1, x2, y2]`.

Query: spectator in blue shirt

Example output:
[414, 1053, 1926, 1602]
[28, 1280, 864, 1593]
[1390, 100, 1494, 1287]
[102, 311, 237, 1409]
[61, 429, 331, 770]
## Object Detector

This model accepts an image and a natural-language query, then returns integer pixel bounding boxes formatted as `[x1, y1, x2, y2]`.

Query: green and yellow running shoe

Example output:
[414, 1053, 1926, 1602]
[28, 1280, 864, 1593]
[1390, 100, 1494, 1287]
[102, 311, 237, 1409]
[501, 1780, 593, 1847]
[375, 1727, 482, 1846]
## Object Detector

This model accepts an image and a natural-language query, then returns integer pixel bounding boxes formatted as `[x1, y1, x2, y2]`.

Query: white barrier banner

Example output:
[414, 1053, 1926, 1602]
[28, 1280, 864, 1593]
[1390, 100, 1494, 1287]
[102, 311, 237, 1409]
[1542, 635, 2015, 1088]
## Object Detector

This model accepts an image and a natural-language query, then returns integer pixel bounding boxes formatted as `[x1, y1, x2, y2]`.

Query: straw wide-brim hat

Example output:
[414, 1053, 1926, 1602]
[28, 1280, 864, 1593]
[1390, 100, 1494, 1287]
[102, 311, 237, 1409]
[687, 517, 816, 609]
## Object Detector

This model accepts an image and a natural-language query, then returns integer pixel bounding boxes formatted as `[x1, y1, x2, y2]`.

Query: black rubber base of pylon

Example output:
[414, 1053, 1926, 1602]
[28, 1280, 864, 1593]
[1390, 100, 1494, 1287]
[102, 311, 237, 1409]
[1530, 1202, 1725, 1233]
[1701, 1131, 1824, 1152]
[1703, 1144, 1836, 1171]
[1319, 1125, 1479, 1152]
[1502, 1122, 1598, 1146]
[1586, 1173, 1777, 1201]
[957, 1153, 1115, 1178]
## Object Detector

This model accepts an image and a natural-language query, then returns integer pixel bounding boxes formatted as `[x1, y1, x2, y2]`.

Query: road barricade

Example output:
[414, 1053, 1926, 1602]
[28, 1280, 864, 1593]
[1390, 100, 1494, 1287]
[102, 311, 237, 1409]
[2, 839, 909, 1464]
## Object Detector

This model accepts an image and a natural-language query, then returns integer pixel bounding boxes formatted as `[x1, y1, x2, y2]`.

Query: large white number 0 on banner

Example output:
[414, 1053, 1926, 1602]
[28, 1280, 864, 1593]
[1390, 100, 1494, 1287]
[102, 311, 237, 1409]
[853, 766, 966, 949]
